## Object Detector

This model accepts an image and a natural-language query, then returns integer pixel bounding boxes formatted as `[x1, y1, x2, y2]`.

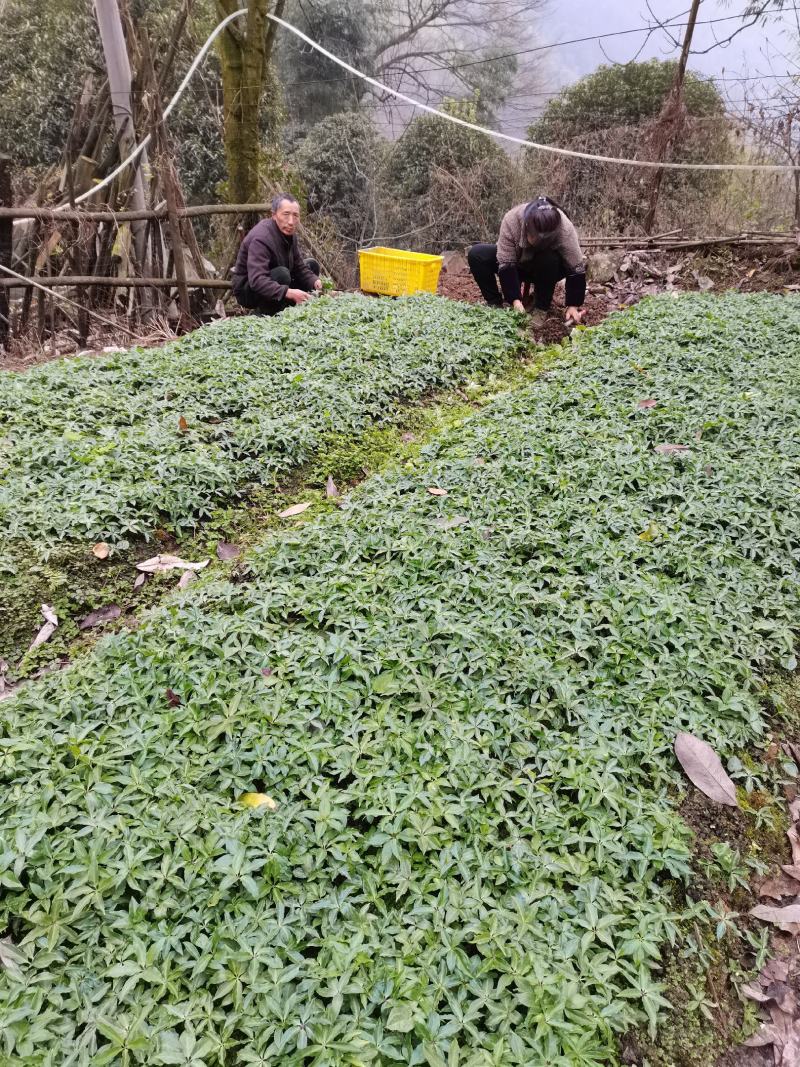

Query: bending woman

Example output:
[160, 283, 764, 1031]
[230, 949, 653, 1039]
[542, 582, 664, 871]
[468, 197, 586, 328]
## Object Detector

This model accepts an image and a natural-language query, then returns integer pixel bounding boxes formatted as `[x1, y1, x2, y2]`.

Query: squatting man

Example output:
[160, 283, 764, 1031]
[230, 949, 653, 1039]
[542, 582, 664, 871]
[232, 193, 322, 315]
[468, 196, 586, 328]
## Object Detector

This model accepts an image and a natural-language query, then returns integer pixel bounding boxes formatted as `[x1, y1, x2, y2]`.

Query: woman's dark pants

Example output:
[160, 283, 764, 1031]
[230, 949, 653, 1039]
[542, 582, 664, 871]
[467, 244, 566, 309]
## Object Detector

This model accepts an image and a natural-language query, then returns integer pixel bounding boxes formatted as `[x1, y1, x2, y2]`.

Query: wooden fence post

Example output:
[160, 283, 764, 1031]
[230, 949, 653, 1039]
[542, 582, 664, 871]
[0, 155, 11, 348]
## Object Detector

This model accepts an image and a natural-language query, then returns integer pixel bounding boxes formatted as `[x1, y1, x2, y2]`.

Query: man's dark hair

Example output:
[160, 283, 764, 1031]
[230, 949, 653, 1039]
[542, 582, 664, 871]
[524, 196, 563, 237]
[271, 192, 299, 214]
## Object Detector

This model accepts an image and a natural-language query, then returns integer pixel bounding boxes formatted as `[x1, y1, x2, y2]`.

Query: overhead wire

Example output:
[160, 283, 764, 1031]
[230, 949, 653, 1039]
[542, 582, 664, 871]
[16, 4, 800, 231]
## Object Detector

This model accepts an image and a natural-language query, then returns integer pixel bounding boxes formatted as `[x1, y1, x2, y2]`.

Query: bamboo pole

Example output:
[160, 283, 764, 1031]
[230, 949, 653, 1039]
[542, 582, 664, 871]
[0, 156, 11, 346]
[2, 204, 274, 221]
[140, 29, 192, 328]
[0, 276, 231, 289]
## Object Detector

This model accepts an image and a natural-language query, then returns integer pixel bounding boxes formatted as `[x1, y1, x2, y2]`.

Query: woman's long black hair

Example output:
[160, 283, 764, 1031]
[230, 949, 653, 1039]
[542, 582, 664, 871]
[524, 195, 569, 237]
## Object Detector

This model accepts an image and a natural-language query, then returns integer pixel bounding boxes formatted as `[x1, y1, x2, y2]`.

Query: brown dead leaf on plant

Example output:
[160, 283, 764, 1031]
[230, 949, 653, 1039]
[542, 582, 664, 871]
[655, 443, 691, 456]
[78, 605, 121, 630]
[278, 502, 312, 519]
[29, 604, 58, 651]
[216, 542, 241, 562]
[673, 731, 738, 807]
[136, 555, 209, 574]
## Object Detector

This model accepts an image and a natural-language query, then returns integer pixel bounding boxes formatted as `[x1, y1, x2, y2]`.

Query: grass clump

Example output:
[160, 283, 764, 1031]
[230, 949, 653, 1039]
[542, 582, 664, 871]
[1, 293, 800, 1064]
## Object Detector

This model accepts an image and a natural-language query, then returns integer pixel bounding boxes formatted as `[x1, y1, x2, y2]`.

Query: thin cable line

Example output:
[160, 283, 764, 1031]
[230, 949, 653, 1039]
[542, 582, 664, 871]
[26, 4, 800, 229]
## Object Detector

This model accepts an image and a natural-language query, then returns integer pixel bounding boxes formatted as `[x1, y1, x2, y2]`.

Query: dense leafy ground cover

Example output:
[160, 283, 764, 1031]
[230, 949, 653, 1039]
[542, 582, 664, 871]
[1, 293, 800, 1065]
[0, 295, 522, 666]
[0, 295, 520, 547]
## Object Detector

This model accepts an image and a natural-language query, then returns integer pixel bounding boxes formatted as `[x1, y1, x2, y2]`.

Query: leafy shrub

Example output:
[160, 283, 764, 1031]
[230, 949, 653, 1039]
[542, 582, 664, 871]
[532, 60, 726, 141]
[2, 293, 800, 1063]
[525, 60, 734, 230]
[385, 101, 514, 250]
[292, 112, 388, 245]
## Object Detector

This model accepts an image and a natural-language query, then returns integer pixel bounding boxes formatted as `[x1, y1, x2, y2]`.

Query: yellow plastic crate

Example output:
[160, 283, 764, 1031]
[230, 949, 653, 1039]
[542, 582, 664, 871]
[358, 246, 443, 297]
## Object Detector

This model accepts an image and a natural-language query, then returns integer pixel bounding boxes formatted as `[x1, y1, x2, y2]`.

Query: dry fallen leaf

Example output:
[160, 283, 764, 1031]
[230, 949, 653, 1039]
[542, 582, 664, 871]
[177, 571, 195, 590]
[133, 572, 147, 591]
[29, 604, 58, 651]
[762, 960, 791, 985]
[92, 541, 110, 560]
[750, 903, 800, 932]
[638, 398, 658, 410]
[240, 793, 277, 810]
[789, 796, 800, 822]
[767, 982, 794, 1010]
[278, 502, 312, 518]
[759, 872, 800, 900]
[780, 1027, 800, 1066]
[426, 487, 449, 497]
[136, 554, 209, 574]
[326, 475, 340, 499]
[401, 432, 416, 443]
[655, 443, 691, 455]
[78, 604, 121, 630]
[789, 826, 800, 866]
[741, 981, 772, 1003]
[638, 523, 660, 542]
[178, 415, 189, 433]
[782, 864, 800, 882]
[744, 1023, 785, 1050]
[436, 515, 469, 531]
[674, 732, 738, 807]
[216, 542, 240, 561]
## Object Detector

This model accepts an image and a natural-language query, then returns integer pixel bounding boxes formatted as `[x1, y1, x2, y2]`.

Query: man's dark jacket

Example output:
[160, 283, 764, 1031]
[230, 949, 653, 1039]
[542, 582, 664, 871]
[231, 218, 318, 304]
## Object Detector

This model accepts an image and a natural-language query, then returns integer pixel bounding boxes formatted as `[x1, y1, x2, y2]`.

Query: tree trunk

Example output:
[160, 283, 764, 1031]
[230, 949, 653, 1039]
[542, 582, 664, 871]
[643, 0, 703, 234]
[93, 0, 151, 261]
[215, 0, 285, 210]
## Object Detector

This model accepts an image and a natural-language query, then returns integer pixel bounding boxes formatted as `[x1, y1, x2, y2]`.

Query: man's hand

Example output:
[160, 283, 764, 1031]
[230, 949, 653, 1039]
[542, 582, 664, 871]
[565, 306, 584, 326]
[314, 278, 323, 292]
[286, 288, 312, 304]
[512, 299, 525, 313]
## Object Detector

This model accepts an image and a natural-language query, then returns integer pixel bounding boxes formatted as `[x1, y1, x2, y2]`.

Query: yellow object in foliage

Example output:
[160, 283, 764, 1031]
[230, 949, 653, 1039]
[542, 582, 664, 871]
[358, 246, 443, 297]
[240, 793, 277, 810]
